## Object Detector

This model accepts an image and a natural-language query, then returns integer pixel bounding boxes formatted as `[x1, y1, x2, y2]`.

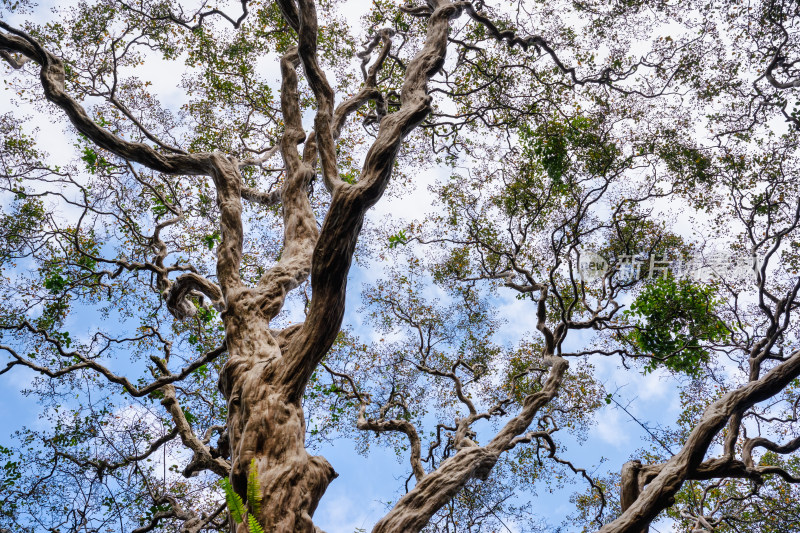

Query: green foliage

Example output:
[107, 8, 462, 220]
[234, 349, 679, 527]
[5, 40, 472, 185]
[525, 122, 570, 185]
[655, 130, 713, 186]
[43, 270, 67, 294]
[196, 306, 217, 324]
[340, 169, 357, 184]
[0, 194, 46, 269]
[387, 230, 408, 249]
[433, 245, 472, 282]
[597, 210, 692, 284]
[181, 407, 197, 425]
[221, 477, 246, 524]
[80, 146, 111, 174]
[75, 129, 114, 174]
[150, 192, 175, 216]
[495, 115, 619, 222]
[221, 460, 265, 532]
[622, 276, 727, 376]
[247, 459, 262, 517]
[0, 445, 21, 492]
[520, 114, 619, 185]
[203, 230, 221, 250]
[503, 347, 545, 404]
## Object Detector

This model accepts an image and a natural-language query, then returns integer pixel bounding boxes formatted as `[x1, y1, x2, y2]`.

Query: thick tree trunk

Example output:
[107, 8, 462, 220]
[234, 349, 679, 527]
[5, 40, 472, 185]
[219, 290, 336, 533]
[230, 393, 335, 533]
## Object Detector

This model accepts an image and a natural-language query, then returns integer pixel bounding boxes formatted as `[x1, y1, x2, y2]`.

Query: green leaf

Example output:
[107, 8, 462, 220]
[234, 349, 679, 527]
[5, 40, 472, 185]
[44, 272, 67, 294]
[388, 230, 408, 249]
[203, 230, 221, 250]
[222, 477, 246, 523]
[247, 459, 262, 517]
[181, 407, 197, 425]
[248, 513, 266, 533]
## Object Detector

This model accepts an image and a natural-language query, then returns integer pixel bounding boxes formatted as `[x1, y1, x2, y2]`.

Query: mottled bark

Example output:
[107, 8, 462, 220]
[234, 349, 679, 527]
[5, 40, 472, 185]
[218, 304, 336, 532]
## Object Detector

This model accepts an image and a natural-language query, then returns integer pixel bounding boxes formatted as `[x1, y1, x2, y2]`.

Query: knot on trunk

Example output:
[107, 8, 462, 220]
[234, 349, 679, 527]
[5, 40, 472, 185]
[164, 272, 225, 319]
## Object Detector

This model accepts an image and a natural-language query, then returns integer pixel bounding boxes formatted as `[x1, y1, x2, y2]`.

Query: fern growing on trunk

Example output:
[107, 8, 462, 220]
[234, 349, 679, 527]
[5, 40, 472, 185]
[222, 460, 265, 533]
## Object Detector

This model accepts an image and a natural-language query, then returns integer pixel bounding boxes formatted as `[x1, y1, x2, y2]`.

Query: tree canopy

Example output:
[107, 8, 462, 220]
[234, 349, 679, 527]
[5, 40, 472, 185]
[2, 0, 800, 532]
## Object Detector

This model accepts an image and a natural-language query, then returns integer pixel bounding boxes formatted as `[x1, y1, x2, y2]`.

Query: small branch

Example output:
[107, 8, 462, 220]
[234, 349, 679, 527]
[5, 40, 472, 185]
[52, 428, 179, 481]
[0, 49, 30, 68]
[120, 0, 251, 31]
[357, 401, 426, 484]
[238, 144, 281, 168]
[0, 326, 226, 398]
[160, 383, 230, 477]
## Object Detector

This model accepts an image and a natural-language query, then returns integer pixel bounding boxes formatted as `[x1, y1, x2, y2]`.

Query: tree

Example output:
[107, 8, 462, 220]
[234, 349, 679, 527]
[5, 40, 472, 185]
[1, 0, 800, 532]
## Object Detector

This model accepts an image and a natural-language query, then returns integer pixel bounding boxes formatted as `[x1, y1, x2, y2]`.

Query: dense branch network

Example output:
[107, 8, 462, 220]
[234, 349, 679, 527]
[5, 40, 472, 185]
[3, 1, 800, 533]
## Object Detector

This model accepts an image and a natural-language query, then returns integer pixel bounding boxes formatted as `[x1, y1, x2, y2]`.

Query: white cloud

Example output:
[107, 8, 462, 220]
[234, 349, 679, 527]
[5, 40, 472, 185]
[591, 407, 631, 448]
[315, 492, 379, 533]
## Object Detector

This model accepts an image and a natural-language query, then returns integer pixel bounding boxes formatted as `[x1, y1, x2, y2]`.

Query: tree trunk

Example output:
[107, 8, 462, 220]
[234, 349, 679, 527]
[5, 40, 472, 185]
[219, 290, 337, 533]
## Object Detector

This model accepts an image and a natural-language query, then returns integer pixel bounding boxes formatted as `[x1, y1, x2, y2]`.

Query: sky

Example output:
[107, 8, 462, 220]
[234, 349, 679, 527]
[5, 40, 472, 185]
[0, 1, 706, 532]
